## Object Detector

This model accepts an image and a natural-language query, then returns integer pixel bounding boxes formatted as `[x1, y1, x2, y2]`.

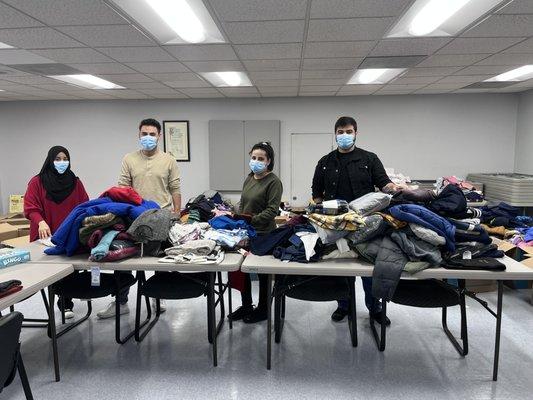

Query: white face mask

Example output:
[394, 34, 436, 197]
[54, 160, 69, 174]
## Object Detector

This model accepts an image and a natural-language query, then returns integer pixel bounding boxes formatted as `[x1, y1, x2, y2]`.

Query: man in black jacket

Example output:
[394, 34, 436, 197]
[312, 116, 398, 325]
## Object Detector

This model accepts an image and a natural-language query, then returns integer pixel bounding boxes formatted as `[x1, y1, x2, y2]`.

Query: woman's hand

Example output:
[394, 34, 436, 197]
[38, 221, 52, 239]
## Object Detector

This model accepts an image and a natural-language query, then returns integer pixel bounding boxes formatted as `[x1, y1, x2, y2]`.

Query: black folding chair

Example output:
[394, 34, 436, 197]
[134, 271, 226, 367]
[273, 275, 358, 347]
[47, 270, 151, 381]
[370, 279, 468, 356]
[0, 312, 34, 400]
[9, 289, 51, 328]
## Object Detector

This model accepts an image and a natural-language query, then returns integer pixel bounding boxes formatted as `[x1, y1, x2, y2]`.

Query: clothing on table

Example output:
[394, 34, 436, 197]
[118, 150, 181, 210]
[451, 207, 483, 220]
[312, 147, 392, 202]
[208, 215, 257, 237]
[347, 214, 388, 245]
[376, 212, 407, 230]
[90, 240, 139, 262]
[428, 184, 467, 217]
[391, 188, 435, 204]
[444, 258, 505, 271]
[165, 239, 217, 256]
[449, 219, 492, 245]
[45, 197, 160, 256]
[24, 175, 89, 242]
[127, 208, 174, 243]
[168, 222, 206, 245]
[348, 192, 392, 216]
[100, 186, 142, 205]
[322, 246, 358, 259]
[79, 213, 124, 245]
[307, 211, 365, 231]
[309, 221, 350, 245]
[249, 225, 294, 256]
[389, 204, 456, 251]
[308, 199, 349, 216]
[203, 228, 249, 249]
[158, 249, 224, 265]
[88, 230, 131, 249]
[90, 230, 120, 261]
[480, 224, 515, 238]
[295, 231, 320, 261]
[458, 218, 481, 225]
[409, 223, 446, 246]
[185, 194, 216, 222]
[239, 172, 283, 234]
[390, 230, 443, 267]
[446, 243, 504, 261]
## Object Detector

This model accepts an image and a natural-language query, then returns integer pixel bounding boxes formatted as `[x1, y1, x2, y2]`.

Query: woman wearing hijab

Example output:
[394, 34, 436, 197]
[24, 146, 89, 319]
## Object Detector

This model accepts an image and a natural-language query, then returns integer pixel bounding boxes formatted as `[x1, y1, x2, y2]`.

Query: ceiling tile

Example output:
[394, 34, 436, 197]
[252, 79, 299, 87]
[382, 83, 427, 90]
[0, 49, 53, 65]
[261, 93, 297, 97]
[31, 48, 114, 64]
[475, 53, 533, 66]
[235, 43, 302, 59]
[98, 74, 154, 83]
[303, 58, 361, 70]
[0, 3, 43, 28]
[416, 54, 491, 67]
[179, 88, 223, 97]
[96, 47, 175, 62]
[4, 75, 59, 84]
[223, 21, 305, 44]
[503, 38, 533, 53]
[126, 62, 189, 74]
[310, 0, 411, 18]
[359, 55, 425, 68]
[304, 41, 375, 58]
[0, 27, 83, 49]
[258, 86, 299, 93]
[248, 70, 300, 80]
[210, 0, 307, 21]
[454, 65, 510, 75]
[243, 59, 301, 71]
[147, 72, 200, 81]
[301, 70, 353, 79]
[299, 85, 341, 92]
[462, 15, 533, 37]
[402, 67, 463, 77]
[392, 76, 441, 85]
[106, 90, 151, 99]
[307, 18, 394, 42]
[337, 84, 382, 95]
[300, 78, 348, 85]
[418, 83, 462, 90]
[183, 60, 245, 72]
[164, 79, 211, 88]
[218, 87, 259, 95]
[496, 0, 533, 14]
[300, 92, 337, 96]
[414, 89, 454, 94]
[57, 25, 154, 47]
[370, 38, 451, 56]
[3, 0, 127, 25]
[164, 45, 238, 61]
[436, 75, 492, 84]
[437, 37, 525, 55]
[149, 93, 188, 99]
[136, 88, 181, 95]
[68, 63, 137, 74]
[125, 82, 169, 90]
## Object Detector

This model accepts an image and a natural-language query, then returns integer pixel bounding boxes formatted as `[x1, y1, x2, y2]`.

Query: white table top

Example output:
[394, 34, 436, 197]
[242, 254, 533, 281]
[0, 263, 74, 311]
[23, 242, 243, 273]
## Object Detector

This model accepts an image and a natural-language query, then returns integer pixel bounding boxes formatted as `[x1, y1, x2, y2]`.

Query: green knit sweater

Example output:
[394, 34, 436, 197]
[240, 172, 283, 234]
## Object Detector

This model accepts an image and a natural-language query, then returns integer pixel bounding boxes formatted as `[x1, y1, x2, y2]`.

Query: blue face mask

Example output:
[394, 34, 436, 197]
[54, 161, 69, 174]
[249, 159, 267, 174]
[140, 135, 158, 151]
[336, 133, 355, 150]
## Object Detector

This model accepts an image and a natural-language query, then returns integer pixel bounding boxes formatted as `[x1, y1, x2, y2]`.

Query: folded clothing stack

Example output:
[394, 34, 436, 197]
[0, 279, 23, 298]
[308, 199, 349, 216]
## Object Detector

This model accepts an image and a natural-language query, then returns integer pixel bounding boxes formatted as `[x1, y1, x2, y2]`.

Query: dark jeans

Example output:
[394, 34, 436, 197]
[241, 273, 269, 310]
[338, 277, 380, 313]
[57, 297, 74, 311]
[116, 271, 131, 305]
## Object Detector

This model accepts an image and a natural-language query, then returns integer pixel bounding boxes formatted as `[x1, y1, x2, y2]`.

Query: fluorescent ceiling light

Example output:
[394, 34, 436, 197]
[111, 0, 224, 44]
[348, 69, 406, 85]
[0, 41, 14, 49]
[49, 74, 125, 89]
[387, 0, 504, 37]
[485, 65, 533, 82]
[201, 71, 252, 87]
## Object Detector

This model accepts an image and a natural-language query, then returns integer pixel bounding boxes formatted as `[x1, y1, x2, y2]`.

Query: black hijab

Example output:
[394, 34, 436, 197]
[38, 146, 77, 204]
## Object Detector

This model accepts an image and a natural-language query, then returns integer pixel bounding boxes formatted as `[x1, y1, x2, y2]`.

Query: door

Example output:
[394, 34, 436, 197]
[290, 133, 334, 207]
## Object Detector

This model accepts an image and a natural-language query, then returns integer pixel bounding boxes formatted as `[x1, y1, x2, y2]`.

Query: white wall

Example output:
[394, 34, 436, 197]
[515, 89, 533, 174]
[0, 93, 519, 214]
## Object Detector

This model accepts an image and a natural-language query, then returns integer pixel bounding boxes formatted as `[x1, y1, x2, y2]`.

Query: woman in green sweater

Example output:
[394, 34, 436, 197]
[230, 142, 283, 323]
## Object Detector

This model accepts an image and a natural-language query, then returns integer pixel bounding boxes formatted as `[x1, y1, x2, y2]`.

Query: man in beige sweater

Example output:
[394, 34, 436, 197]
[97, 118, 181, 319]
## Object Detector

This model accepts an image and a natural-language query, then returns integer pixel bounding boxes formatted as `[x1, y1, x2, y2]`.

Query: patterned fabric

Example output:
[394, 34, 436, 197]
[376, 212, 407, 229]
[79, 213, 124, 245]
[307, 211, 364, 231]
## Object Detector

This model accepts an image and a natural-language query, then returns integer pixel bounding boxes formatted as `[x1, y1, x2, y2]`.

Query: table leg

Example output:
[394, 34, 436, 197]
[47, 286, 60, 382]
[267, 274, 273, 370]
[493, 280, 503, 381]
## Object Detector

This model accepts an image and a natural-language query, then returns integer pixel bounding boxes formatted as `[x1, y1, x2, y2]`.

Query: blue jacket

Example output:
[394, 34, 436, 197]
[389, 204, 456, 251]
[46, 197, 159, 256]
[208, 215, 257, 237]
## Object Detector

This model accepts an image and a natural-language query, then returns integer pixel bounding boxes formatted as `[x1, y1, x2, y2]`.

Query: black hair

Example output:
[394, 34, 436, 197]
[334, 116, 357, 133]
[139, 118, 161, 133]
[250, 141, 275, 171]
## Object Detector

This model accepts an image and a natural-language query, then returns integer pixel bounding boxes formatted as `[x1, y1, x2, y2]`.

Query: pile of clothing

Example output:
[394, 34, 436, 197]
[254, 184, 511, 302]
[181, 190, 233, 224]
[480, 202, 533, 250]
[436, 176, 485, 203]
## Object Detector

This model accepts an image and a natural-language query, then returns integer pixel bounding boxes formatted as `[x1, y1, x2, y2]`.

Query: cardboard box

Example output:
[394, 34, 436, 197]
[1, 235, 30, 248]
[466, 279, 497, 293]
[522, 257, 533, 269]
[0, 213, 29, 226]
[0, 223, 19, 242]
[0, 248, 31, 269]
[17, 224, 30, 237]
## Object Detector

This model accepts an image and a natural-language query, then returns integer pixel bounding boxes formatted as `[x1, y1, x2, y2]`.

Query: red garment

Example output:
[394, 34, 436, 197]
[229, 270, 246, 292]
[24, 176, 89, 242]
[100, 186, 142, 205]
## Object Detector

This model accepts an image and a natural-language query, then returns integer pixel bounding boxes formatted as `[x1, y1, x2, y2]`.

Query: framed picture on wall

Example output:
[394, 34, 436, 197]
[163, 120, 190, 162]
